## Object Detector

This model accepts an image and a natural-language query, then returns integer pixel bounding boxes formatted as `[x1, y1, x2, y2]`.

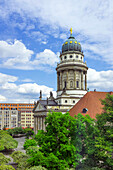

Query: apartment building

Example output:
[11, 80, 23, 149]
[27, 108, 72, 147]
[0, 103, 34, 129]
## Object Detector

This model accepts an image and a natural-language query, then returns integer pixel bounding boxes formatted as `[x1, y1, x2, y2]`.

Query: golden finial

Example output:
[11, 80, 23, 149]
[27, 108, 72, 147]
[70, 28, 72, 35]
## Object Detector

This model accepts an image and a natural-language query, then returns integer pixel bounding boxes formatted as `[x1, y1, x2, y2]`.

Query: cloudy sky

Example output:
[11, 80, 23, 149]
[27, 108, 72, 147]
[0, 0, 113, 103]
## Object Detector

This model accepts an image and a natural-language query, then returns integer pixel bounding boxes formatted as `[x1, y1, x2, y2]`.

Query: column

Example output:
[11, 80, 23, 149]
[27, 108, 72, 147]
[43, 117, 46, 131]
[35, 117, 37, 134]
[66, 70, 68, 89]
[85, 72, 87, 90]
[74, 70, 76, 89]
[60, 71, 62, 90]
[34, 116, 36, 134]
[40, 117, 42, 130]
[38, 116, 40, 130]
[81, 71, 83, 90]
[57, 72, 60, 91]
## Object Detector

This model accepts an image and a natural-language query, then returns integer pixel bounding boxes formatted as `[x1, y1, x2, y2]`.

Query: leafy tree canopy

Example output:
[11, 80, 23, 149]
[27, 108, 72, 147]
[0, 130, 18, 151]
[0, 153, 11, 164]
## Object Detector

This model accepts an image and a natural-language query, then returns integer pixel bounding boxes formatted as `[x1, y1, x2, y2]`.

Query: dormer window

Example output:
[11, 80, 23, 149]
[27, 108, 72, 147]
[82, 108, 88, 113]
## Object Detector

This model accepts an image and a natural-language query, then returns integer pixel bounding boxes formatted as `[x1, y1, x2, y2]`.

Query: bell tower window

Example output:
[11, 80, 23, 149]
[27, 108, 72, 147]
[64, 81, 67, 88]
[76, 81, 79, 88]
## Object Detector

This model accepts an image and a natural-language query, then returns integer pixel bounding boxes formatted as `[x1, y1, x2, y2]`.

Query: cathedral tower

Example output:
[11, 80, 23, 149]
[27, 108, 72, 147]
[56, 28, 88, 108]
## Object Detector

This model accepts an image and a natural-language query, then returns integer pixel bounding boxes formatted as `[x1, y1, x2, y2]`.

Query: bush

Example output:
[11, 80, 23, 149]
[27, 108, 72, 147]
[7, 127, 25, 135]
[0, 164, 15, 170]
[0, 153, 11, 164]
[24, 139, 37, 150]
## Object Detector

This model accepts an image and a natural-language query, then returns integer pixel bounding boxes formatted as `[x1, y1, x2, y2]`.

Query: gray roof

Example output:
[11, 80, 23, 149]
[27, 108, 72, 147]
[39, 100, 58, 107]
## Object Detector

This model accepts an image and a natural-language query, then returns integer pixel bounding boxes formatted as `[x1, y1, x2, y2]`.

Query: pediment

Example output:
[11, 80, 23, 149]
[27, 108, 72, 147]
[35, 102, 46, 111]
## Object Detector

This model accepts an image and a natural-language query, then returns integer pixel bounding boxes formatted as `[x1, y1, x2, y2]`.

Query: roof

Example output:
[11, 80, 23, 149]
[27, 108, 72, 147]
[39, 100, 58, 107]
[69, 91, 113, 119]
[62, 34, 82, 53]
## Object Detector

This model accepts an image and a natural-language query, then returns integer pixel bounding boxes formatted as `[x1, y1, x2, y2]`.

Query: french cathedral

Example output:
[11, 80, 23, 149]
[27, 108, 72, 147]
[33, 28, 88, 134]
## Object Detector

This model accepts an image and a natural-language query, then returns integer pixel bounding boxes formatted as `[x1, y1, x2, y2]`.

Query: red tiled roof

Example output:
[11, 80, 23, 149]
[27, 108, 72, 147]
[69, 91, 113, 119]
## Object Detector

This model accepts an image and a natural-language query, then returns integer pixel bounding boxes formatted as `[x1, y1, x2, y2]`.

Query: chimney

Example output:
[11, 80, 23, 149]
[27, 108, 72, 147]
[39, 90, 42, 100]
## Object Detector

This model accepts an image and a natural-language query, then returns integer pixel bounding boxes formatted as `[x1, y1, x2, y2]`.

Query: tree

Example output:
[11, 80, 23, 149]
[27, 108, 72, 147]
[11, 151, 30, 170]
[95, 94, 113, 169]
[28, 112, 77, 169]
[0, 130, 18, 151]
[24, 127, 34, 139]
[23, 139, 37, 150]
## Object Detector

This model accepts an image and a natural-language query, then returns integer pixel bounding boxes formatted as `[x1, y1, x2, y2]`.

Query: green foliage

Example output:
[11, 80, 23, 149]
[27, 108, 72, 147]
[24, 128, 34, 139]
[7, 127, 25, 135]
[32, 112, 77, 169]
[95, 94, 113, 169]
[26, 146, 39, 156]
[0, 153, 11, 164]
[27, 165, 47, 170]
[0, 130, 18, 151]
[24, 139, 37, 150]
[0, 164, 15, 170]
[11, 151, 30, 170]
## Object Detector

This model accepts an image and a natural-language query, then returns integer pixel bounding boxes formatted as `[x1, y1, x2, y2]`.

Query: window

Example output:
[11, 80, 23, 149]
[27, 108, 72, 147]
[64, 56, 67, 59]
[76, 55, 78, 58]
[61, 57, 62, 60]
[70, 81, 73, 88]
[76, 81, 79, 88]
[64, 81, 67, 88]
[82, 108, 88, 113]
[70, 55, 73, 58]
[65, 100, 67, 103]
[81, 57, 82, 59]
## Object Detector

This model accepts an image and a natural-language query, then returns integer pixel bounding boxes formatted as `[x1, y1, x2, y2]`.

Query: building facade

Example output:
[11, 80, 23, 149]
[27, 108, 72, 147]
[0, 103, 34, 129]
[33, 28, 88, 133]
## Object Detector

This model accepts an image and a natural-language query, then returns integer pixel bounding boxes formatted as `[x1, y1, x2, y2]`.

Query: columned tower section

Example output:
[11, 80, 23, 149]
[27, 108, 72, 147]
[56, 29, 88, 108]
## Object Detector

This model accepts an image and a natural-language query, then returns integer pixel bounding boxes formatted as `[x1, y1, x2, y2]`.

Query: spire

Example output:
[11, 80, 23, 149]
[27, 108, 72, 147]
[39, 90, 42, 100]
[70, 28, 72, 36]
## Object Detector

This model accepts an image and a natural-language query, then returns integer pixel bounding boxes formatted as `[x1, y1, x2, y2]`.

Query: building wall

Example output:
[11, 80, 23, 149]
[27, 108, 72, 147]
[21, 111, 34, 128]
[0, 103, 34, 129]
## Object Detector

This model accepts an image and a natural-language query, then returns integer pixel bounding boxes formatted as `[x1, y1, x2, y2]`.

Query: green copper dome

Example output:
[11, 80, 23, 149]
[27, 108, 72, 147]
[62, 29, 82, 53]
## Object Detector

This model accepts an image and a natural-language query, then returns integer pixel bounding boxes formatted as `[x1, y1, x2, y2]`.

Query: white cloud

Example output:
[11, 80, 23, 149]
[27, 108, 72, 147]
[88, 68, 113, 91]
[21, 79, 33, 82]
[0, 0, 112, 65]
[0, 72, 56, 103]
[0, 95, 7, 102]
[0, 73, 18, 84]
[0, 40, 59, 71]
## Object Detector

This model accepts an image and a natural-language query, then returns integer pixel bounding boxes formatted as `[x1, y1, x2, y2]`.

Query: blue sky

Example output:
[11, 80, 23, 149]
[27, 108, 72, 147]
[0, 0, 113, 103]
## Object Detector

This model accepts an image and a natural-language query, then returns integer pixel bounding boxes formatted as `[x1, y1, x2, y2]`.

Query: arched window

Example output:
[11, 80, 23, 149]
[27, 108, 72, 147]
[70, 81, 73, 88]
[64, 56, 67, 59]
[64, 81, 67, 88]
